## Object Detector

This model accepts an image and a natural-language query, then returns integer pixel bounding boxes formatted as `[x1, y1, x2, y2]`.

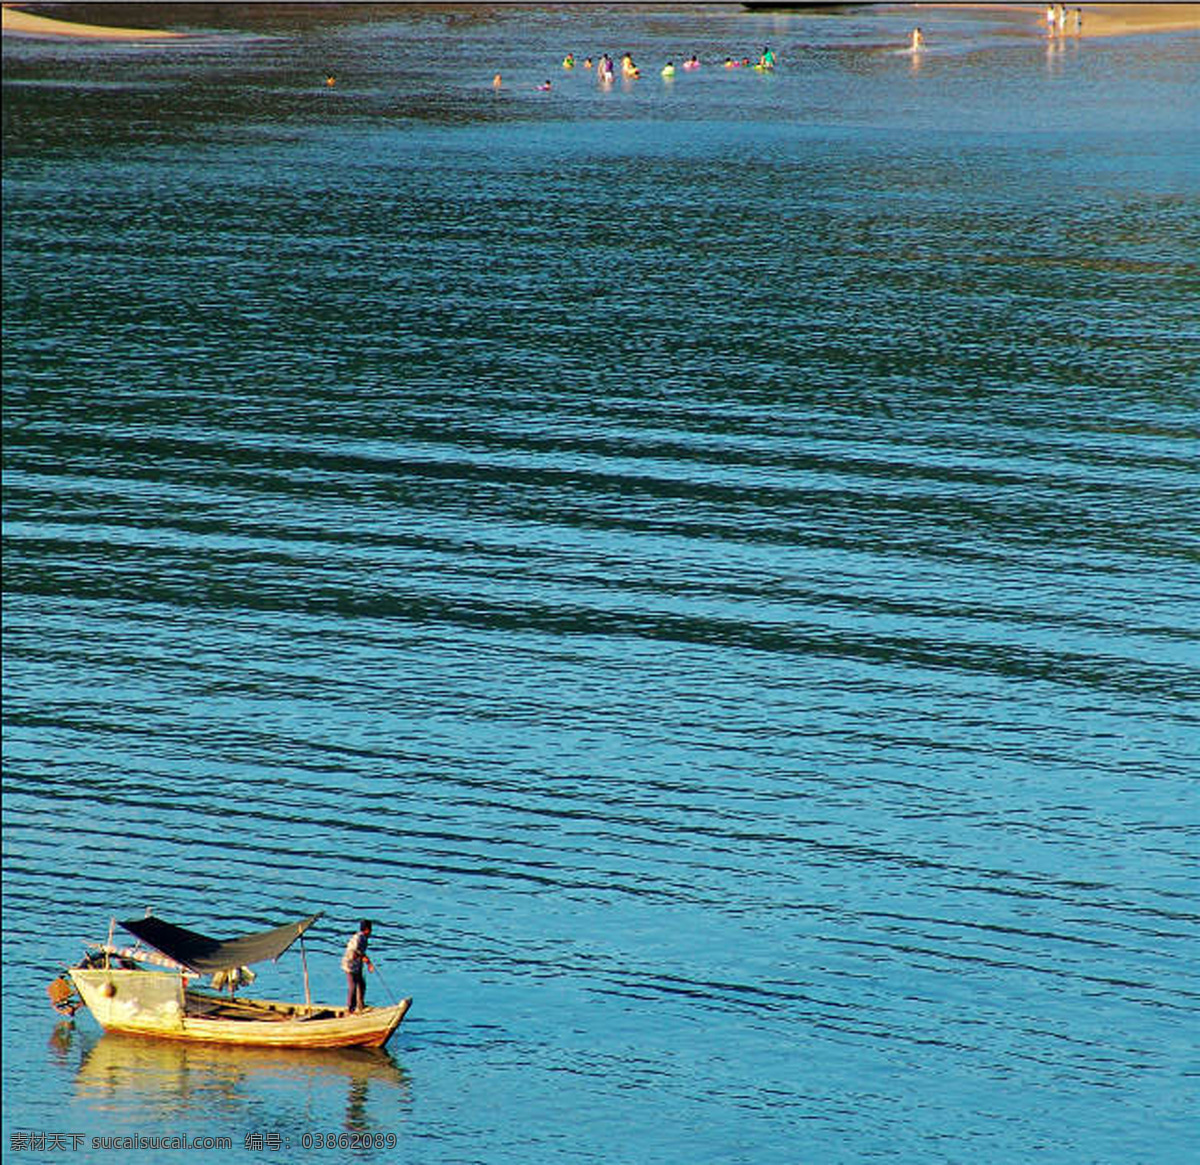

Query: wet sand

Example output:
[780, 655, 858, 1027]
[1071, 3, 1200, 37]
[906, 3, 1200, 38]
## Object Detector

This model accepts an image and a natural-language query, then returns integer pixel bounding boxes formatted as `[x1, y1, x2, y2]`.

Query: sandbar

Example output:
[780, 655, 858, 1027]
[2, 5, 183, 39]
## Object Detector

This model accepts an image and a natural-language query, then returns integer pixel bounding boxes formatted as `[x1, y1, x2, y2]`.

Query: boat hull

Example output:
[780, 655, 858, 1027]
[70, 969, 410, 1049]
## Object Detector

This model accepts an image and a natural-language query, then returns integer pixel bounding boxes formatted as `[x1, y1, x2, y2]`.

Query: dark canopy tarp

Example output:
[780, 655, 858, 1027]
[119, 913, 323, 974]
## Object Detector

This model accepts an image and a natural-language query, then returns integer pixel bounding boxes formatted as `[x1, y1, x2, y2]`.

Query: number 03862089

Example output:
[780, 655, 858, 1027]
[301, 1133, 398, 1149]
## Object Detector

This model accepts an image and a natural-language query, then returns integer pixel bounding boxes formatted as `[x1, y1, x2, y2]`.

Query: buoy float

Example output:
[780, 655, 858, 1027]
[47, 977, 83, 1017]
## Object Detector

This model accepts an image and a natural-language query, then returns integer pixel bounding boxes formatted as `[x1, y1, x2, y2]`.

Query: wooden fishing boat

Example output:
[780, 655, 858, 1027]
[50, 913, 411, 1050]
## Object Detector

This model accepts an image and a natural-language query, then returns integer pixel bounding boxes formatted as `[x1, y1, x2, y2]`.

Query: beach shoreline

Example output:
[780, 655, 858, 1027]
[3, 2, 1199, 42]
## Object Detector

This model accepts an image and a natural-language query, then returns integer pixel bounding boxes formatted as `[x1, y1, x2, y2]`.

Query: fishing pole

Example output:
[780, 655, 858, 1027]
[372, 962, 400, 1005]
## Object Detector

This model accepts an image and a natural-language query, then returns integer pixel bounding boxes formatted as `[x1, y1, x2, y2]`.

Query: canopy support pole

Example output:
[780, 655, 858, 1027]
[300, 934, 312, 1013]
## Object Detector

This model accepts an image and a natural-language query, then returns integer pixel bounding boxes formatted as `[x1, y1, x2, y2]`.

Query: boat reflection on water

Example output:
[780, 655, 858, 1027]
[75, 1030, 411, 1133]
[49, 1019, 78, 1059]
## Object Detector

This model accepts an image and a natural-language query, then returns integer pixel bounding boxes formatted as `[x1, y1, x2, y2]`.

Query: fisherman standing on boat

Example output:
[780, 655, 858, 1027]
[342, 920, 375, 1012]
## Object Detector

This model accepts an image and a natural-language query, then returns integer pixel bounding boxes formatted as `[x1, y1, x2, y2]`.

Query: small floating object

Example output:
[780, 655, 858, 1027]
[324, 74, 336, 87]
[47, 977, 83, 1017]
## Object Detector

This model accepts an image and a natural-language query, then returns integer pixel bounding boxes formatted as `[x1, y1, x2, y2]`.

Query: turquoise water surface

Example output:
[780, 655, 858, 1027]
[3, 5, 1199, 1163]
